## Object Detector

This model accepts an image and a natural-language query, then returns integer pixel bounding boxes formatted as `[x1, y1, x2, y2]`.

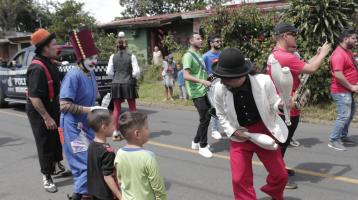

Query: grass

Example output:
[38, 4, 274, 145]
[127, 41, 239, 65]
[138, 81, 193, 107]
[138, 81, 358, 123]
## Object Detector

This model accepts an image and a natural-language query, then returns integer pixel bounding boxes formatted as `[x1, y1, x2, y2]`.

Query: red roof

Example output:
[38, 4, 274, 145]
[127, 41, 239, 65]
[99, 0, 288, 29]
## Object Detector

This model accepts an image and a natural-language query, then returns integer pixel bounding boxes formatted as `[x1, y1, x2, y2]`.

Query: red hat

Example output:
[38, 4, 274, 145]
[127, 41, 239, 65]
[31, 28, 56, 54]
[69, 28, 97, 62]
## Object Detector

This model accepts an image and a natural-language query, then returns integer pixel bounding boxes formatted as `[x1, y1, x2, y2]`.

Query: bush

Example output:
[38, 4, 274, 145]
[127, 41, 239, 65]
[201, 6, 279, 71]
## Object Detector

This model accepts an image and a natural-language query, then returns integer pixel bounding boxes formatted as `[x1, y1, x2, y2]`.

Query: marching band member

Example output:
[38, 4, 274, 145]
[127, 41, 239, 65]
[266, 22, 331, 189]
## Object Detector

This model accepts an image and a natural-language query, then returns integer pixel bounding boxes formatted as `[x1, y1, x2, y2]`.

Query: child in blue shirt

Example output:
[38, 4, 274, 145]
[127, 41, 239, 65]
[176, 63, 187, 100]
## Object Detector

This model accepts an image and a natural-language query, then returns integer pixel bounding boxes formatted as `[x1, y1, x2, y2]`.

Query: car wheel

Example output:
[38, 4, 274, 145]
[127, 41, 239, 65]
[0, 87, 8, 108]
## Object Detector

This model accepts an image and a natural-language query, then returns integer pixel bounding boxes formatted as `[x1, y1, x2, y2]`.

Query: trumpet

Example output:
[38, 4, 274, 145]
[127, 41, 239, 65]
[293, 73, 311, 109]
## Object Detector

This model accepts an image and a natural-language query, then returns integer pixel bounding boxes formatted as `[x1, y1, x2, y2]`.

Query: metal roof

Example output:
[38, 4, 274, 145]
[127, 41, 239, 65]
[98, 0, 288, 29]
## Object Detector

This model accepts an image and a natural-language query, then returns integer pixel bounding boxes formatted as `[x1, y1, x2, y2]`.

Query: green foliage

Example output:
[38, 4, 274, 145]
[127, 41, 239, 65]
[48, 0, 96, 44]
[162, 32, 186, 64]
[284, 0, 358, 103]
[284, 0, 358, 46]
[201, 6, 278, 70]
[0, 0, 52, 32]
[118, 0, 230, 18]
[93, 32, 117, 60]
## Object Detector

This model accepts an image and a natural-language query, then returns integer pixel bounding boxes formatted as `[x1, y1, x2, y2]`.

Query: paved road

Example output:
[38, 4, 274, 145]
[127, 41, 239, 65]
[0, 104, 358, 200]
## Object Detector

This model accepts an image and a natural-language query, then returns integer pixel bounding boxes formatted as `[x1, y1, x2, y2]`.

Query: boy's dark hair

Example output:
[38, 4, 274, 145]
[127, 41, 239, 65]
[118, 112, 148, 137]
[208, 34, 221, 47]
[338, 29, 356, 43]
[88, 109, 112, 132]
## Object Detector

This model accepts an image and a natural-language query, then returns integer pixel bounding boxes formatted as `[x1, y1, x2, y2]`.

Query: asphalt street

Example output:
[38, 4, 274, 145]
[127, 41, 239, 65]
[0, 104, 358, 200]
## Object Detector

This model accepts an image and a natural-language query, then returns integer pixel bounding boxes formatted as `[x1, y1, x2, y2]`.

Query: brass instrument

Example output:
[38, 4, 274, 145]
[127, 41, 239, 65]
[293, 73, 311, 109]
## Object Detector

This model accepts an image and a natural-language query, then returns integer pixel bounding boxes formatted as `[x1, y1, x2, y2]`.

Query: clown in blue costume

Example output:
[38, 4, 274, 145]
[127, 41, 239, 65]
[59, 28, 107, 200]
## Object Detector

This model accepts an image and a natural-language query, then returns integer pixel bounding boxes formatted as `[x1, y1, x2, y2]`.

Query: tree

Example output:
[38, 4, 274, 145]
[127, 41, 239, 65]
[48, 0, 96, 44]
[118, 0, 230, 18]
[201, 6, 278, 69]
[0, 0, 51, 32]
[284, 0, 358, 46]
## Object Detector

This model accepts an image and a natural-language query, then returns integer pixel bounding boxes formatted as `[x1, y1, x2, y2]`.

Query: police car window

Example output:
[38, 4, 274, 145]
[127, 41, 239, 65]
[59, 48, 76, 63]
[27, 51, 36, 65]
[12, 52, 25, 67]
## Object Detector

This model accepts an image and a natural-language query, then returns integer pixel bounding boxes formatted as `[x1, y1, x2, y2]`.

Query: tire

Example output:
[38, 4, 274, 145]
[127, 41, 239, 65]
[0, 87, 7, 108]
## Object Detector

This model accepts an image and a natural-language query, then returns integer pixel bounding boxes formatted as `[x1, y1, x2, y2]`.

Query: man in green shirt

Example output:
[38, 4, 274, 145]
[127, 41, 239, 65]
[182, 32, 213, 158]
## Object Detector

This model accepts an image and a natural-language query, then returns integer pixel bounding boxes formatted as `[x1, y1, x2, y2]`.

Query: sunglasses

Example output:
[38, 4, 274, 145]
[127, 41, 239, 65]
[286, 32, 297, 37]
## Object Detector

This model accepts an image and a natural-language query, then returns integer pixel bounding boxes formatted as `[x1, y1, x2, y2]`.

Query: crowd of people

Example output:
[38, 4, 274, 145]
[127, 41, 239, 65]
[25, 20, 357, 200]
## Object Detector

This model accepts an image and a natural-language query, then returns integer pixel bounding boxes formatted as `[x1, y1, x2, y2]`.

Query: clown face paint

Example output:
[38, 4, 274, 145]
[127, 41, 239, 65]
[83, 55, 98, 71]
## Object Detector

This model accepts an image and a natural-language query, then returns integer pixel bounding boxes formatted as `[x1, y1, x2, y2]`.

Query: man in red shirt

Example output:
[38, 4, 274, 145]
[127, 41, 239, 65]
[266, 22, 331, 189]
[329, 29, 358, 151]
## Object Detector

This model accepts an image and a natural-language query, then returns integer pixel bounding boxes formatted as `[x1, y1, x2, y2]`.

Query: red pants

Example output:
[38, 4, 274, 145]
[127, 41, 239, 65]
[230, 121, 287, 200]
[113, 98, 136, 130]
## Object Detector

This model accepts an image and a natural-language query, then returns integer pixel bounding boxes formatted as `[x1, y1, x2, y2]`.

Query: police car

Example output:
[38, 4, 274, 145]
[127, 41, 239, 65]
[0, 45, 112, 107]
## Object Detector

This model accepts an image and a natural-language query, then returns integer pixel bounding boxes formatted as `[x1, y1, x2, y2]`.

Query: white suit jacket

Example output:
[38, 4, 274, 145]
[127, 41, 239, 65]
[214, 74, 288, 143]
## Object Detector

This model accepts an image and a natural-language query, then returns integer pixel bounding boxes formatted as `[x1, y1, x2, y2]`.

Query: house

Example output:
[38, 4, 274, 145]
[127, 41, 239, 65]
[98, 0, 288, 63]
[0, 31, 31, 61]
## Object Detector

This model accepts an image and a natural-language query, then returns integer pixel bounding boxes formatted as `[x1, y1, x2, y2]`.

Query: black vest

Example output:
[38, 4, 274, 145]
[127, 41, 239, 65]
[112, 51, 135, 84]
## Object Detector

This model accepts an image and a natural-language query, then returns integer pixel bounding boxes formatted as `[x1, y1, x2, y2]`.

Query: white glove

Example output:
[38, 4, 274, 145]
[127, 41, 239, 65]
[90, 106, 108, 111]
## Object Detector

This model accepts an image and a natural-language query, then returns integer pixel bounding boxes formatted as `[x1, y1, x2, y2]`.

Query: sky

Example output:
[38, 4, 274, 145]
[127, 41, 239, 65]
[39, 0, 124, 23]
[38, 0, 275, 23]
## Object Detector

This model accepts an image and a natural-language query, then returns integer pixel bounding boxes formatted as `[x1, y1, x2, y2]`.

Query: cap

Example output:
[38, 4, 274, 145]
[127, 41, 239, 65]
[274, 22, 299, 35]
[31, 28, 56, 54]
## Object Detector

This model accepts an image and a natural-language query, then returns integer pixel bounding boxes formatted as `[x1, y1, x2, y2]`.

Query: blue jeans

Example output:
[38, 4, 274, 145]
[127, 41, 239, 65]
[330, 93, 356, 142]
[178, 85, 187, 99]
[211, 117, 220, 132]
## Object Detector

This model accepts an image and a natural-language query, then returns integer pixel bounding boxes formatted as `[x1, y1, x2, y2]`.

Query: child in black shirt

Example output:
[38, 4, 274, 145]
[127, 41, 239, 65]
[87, 109, 122, 200]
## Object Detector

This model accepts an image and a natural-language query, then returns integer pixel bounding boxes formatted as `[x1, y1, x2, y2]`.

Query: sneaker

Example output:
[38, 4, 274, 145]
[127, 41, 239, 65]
[43, 175, 57, 193]
[198, 145, 213, 158]
[289, 138, 301, 147]
[328, 141, 347, 151]
[52, 162, 66, 175]
[211, 131, 222, 140]
[191, 141, 199, 150]
[341, 137, 356, 145]
[287, 168, 295, 176]
[285, 181, 298, 189]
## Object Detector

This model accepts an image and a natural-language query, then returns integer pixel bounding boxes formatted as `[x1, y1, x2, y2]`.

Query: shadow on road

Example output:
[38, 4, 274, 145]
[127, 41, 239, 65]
[294, 137, 323, 148]
[55, 177, 73, 188]
[0, 136, 24, 147]
[150, 130, 172, 139]
[259, 196, 301, 200]
[292, 162, 352, 183]
[211, 139, 230, 153]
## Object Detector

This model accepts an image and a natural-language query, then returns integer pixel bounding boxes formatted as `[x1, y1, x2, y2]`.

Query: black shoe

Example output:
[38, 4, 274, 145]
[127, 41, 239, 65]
[208, 108, 218, 119]
[53, 162, 66, 175]
[287, 168, 295, 176]
[67, 193, 82, 200]
[341, 137, 356, 145]
[285, 181, 298, 189]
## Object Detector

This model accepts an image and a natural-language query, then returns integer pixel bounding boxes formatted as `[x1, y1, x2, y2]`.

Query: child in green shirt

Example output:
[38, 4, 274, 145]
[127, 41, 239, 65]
[114, 112, 167, 200]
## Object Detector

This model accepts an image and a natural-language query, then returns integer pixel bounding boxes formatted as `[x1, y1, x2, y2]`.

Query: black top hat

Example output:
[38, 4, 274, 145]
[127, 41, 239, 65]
[212, 48, 253, 79]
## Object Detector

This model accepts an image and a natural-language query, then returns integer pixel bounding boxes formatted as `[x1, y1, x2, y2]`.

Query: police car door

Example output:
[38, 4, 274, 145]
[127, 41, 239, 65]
[7, 50, 28, 98]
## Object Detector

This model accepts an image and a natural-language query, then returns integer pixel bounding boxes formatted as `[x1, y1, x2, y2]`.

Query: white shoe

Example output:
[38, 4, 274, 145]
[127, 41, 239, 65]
[211, 131, 222, 140]
[199, 145, 213, 158]
[191, 141, 199, 150]
[42, 175, 57, 193]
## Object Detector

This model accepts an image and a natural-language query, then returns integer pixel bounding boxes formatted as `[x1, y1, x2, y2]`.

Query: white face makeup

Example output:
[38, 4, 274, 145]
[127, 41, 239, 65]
[83, 55, 98, 71]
